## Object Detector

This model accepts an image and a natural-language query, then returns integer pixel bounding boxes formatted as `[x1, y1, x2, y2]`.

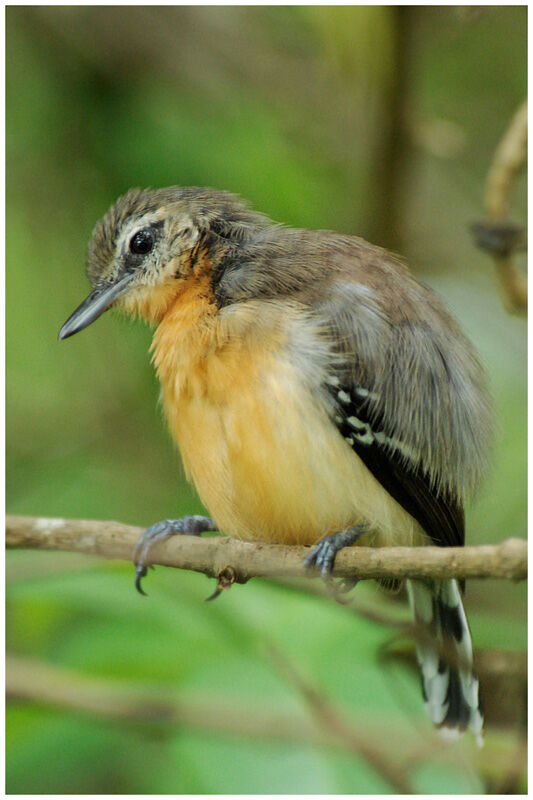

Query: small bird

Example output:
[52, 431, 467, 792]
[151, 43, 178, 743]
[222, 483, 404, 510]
[59, 186, 493, 742]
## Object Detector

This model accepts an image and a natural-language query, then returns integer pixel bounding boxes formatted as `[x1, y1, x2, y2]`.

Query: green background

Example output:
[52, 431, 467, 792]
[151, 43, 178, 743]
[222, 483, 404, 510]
[7, 6, 526, 794]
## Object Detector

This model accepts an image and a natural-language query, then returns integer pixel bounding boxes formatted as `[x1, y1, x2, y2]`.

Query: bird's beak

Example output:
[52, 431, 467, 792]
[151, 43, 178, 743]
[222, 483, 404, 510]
[58, 271, 136, 341]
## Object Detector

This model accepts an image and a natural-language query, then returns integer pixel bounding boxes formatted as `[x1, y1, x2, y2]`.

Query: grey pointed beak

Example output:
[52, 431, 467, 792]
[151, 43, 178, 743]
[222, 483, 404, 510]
[58, 271, 136, 341]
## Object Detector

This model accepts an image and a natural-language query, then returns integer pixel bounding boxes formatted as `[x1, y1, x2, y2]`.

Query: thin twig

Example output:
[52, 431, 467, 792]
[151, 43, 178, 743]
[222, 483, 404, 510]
[6, 515, 527, 583]
[471, 99, 527, 313]
[5, 654, 334, 745]
[266, 644, 415, 793]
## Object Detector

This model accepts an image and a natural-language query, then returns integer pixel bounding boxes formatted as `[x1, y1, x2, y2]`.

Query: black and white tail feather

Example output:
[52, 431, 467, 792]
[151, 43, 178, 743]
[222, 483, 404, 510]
[406, 578, 483, 746]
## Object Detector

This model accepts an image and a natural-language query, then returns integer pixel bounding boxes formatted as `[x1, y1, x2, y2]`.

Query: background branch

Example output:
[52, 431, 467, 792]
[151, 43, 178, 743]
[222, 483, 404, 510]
[6, 515, 527, 583]
[265, 644, 416, 793]
[471, 99, 527, 313]
[6, 654, 524, 792]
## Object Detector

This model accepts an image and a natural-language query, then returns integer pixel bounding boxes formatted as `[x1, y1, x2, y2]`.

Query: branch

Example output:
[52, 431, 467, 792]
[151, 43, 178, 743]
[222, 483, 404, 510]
[8, 652, 415, 793]
[7, 653, 335, 744]
[6, 515, 527, 583]
[6, 654, 525, 791]
[471, 99, 527, 313]
[266, 644, 415, 793]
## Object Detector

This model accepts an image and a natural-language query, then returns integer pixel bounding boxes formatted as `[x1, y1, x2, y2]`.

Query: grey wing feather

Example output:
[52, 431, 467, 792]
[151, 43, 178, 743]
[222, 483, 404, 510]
[316, 268, 493, 506]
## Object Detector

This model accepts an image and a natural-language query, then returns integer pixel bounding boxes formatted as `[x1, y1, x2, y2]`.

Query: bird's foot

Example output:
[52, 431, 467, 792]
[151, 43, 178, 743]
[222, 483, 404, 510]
[303, 524, 367, 586]
[133, 515, 218, 595]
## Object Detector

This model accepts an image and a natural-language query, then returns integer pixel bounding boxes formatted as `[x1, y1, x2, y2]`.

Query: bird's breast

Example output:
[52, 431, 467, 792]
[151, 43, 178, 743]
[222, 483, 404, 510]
[151, 286, 425, 548]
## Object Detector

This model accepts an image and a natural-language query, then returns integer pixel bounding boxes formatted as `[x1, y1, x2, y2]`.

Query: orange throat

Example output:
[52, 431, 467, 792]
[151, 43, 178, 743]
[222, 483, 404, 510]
[150, 275, 222, 401]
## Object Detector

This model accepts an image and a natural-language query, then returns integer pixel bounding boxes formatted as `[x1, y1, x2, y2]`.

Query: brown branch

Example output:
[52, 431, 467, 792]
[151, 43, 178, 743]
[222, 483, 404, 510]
[6, 653, 334, 746]
[471, 99, 527, 313]
[6, 515, 527, 583]
[7, 654, 525, 792]
[485, 101, 527, 221]
[8, 652, 414, 793]
[266, 644, 415, 793]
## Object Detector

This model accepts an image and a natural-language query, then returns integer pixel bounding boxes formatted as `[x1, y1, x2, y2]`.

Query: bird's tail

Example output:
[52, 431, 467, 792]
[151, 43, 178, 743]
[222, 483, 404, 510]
[406, 578, 483, 745]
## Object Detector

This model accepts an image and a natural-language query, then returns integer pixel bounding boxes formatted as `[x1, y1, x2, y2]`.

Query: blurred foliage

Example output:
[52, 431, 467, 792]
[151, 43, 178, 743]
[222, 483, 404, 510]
[6, 6, 526, 794]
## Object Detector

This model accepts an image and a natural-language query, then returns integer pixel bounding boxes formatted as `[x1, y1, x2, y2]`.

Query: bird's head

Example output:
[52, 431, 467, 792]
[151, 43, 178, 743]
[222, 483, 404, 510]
[58, 186, 269, 340]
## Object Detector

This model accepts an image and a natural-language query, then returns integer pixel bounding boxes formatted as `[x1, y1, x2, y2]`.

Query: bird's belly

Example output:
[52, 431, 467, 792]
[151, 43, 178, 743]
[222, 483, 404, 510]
[164, 351, 425, 548]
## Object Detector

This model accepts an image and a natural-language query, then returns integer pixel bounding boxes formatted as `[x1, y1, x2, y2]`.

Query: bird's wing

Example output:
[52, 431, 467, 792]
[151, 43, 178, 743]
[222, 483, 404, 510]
[323, 373, 465, 548]
[314, 273, 467, 549]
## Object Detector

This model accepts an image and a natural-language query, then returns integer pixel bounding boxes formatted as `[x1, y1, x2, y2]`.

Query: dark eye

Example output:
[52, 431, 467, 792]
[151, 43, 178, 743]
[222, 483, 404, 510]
[130, 228, 154, 255]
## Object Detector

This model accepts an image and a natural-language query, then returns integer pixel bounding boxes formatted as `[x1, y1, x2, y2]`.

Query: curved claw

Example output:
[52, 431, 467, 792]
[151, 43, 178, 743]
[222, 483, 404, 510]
[135, 562, 149, 596]
[132, 516, 218, 595]
[303, 525, 366, 581]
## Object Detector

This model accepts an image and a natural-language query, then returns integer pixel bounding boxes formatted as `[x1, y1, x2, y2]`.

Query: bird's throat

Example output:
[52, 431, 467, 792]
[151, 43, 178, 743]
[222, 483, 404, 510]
[150, 274, 222, 398]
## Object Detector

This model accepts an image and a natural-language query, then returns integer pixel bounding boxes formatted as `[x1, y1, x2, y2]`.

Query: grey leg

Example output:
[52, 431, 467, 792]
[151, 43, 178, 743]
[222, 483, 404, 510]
[303, 524, 367, 582]
[133, 515, 218, 595]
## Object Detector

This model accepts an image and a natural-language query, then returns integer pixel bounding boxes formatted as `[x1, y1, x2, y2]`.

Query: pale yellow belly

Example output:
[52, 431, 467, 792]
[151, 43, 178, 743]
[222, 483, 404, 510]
[164, 350, 427, 549]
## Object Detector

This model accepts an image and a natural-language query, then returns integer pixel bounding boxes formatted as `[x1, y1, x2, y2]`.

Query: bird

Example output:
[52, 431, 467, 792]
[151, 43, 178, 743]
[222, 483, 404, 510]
[59, 185, 493, 743]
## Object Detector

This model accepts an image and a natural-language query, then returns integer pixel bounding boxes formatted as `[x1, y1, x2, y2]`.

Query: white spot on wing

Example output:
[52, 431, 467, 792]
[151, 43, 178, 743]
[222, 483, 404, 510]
[347, 416, 365, 430]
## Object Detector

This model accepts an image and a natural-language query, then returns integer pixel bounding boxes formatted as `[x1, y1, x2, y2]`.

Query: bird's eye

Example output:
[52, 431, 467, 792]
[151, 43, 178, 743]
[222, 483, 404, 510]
[130, 229, 154, 255]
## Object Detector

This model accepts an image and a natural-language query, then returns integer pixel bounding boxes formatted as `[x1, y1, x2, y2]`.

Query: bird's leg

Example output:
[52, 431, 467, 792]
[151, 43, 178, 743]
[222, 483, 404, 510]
[303, 523, 368, 588]
[133, 515, 218, 595]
